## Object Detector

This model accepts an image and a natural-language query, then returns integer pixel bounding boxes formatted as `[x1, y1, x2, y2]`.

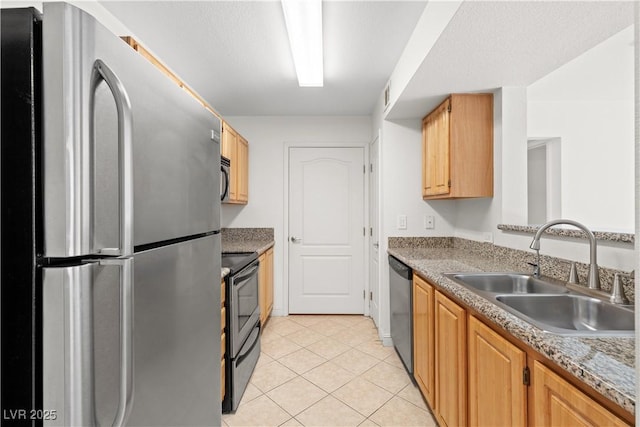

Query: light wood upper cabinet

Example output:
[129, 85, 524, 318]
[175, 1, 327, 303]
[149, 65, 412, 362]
[413, 274, 435, 409]
[222, 122, 248, 205]
[266, 248, 274, 319]
[221, 123, 235, 164]
[122, 36, 220, 119]
[435, 290, 467, 427]
[423, 99, 451, 197]
[532, 361, 630, 427]
[422, 93, 493, 200]
[259, 248, 274, 326]
[237, 136, 249, 203]
[468, 315, 527, 427]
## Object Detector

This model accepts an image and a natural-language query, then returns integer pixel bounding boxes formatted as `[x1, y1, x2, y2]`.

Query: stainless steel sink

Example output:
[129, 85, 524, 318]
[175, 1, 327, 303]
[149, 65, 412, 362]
[443, 272, 634, 336]
[495, 294, 634, 336]
[445, 273, 568, 294]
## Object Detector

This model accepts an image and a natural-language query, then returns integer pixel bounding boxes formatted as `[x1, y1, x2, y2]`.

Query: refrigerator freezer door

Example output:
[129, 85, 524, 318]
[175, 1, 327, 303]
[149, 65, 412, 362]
[127, 233, 221, 426]
[43, 258, 134, 427]
[43, 234, 221, 426]
[42, 3, 221, 258]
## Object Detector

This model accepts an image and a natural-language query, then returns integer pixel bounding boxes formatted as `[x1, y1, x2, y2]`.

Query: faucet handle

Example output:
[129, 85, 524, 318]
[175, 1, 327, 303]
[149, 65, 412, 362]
[610, 273, 630, 305]
[567, 262, 579, 284]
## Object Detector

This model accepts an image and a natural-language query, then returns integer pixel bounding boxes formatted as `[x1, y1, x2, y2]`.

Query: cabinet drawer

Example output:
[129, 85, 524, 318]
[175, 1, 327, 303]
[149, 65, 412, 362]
[221, 307, 226, 332]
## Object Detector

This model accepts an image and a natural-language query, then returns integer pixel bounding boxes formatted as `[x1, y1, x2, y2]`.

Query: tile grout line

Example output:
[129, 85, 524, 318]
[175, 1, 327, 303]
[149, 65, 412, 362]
[228, 315, 435, 427]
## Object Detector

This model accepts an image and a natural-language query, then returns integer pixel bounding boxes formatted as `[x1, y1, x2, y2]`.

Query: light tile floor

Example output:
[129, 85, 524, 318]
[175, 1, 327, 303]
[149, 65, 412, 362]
[223, 315, 438, 427]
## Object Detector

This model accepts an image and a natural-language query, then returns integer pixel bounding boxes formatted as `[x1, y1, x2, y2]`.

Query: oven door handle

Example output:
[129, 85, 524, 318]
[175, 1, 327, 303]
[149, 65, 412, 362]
[236, 324, 260, 366]
[233, 263, 259, 285]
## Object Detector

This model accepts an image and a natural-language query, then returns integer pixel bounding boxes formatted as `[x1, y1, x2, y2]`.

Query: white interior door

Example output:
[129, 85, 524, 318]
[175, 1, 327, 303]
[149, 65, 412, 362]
[369, 136, 380, 327]
[288, 146, 365, 314]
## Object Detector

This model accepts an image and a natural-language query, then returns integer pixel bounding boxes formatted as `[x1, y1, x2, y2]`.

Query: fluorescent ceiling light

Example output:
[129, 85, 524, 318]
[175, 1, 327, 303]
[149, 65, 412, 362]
[281, 0, 324, 87]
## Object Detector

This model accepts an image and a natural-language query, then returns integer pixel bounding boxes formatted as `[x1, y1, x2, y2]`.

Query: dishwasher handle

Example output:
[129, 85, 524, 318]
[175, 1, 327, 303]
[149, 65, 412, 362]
[388, 256, 412, 280]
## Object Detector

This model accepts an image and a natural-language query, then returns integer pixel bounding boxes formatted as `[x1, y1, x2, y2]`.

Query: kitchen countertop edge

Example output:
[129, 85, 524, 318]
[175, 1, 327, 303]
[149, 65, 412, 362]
[388, 247, 636, 416]
[222, 239, 274, 256]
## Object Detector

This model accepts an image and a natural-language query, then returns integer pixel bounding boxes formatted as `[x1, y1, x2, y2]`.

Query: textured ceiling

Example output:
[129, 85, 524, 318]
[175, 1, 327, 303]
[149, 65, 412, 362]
[389, 1, 635, 119]
[100, 1, 428, 116]
[99, 1, 634, 118]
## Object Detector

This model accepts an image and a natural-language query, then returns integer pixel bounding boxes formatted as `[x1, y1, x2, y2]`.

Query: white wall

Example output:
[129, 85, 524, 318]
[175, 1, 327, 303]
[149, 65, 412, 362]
[372, 79, 636, 341]
[372, 98, 457, 343]
[381, 119, 457, 239]
[380, 118, 457, 342]
[455, 88, 635, 271]
[221, 116, 371, 317]
[527, 25, 635, 232]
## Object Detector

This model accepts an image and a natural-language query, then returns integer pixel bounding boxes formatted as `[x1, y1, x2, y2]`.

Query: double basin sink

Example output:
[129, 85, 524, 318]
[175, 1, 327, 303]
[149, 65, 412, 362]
[444, 273, 634, 337]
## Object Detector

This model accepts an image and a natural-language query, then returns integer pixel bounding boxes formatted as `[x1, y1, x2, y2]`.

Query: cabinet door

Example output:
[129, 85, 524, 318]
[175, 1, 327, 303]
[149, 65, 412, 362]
[266, 248, 274, 316]
[237, 136, 249, 203]
[413, 274, 435, 409]
[423, 99, 450, 197]
[435, 290, 466, 427]
[468, 316, 526, 427]
[222, 124, 238, 201]
[532, 361, 630, 427]
[258, 252, 267, 326]
[221, 122, 234, 161]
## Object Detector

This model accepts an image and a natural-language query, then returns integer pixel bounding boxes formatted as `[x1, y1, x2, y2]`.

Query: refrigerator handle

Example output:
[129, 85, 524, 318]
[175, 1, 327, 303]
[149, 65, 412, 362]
[100, 257, 135, 427]
[90, 59, 134, 256]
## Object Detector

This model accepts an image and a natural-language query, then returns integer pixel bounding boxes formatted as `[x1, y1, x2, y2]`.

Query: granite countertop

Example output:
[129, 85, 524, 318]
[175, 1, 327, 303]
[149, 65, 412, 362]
[222, 239, 274, 255]
[221, 227, 275, 256]
[388, 246, 636, 416]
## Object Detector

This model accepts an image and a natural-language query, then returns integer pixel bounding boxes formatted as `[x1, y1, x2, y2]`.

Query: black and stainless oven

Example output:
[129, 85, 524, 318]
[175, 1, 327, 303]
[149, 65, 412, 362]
[221, 252, 261, 413]
[229, 257, 260, 355]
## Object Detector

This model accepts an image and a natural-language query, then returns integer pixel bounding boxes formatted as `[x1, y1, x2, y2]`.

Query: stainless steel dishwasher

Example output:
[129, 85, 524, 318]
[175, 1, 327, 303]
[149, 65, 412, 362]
[389, 255, 413, 375]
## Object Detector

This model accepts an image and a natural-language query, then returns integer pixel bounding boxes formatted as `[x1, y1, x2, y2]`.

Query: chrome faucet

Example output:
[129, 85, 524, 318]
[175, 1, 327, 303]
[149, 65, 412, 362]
[529, 219, 600, 290]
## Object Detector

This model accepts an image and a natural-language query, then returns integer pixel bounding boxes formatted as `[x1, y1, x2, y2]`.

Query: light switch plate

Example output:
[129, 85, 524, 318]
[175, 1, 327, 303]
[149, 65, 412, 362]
[397, 214, 407, 230]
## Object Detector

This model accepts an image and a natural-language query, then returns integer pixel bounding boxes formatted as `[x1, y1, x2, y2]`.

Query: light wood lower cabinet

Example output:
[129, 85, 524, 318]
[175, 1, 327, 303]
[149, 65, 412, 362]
[412, 274, 435, 408]
[411, 275, 633, 427]
[532, 361, 630, 427]
[266, 248, 273, 318]
[259, 248, 274, 326]
[435, 290, 467, 427]
[468, 315, 526, 427]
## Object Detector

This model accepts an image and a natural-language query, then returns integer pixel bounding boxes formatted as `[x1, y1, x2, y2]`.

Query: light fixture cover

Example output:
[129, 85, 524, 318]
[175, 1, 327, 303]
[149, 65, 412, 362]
[281, 0, 323, 87]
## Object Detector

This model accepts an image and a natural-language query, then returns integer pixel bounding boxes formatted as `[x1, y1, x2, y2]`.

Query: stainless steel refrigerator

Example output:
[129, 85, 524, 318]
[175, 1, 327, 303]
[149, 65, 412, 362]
[1, 3, 222, 426]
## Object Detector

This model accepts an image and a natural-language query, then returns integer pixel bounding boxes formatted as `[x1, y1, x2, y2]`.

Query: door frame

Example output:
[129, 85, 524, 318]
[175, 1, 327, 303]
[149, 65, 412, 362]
[369, 130, 382, 327]
[282, 141, 370, 316]
[527, 137, 562, 222]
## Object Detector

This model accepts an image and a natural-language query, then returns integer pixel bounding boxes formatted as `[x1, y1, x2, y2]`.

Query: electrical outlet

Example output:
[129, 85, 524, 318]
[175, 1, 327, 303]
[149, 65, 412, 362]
[397, 214, 407, 230]
[424, 215, 435, 229]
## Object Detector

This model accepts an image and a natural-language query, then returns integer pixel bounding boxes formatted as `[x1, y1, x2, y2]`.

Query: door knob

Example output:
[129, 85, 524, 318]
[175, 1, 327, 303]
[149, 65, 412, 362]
[290, 236, 302, 243]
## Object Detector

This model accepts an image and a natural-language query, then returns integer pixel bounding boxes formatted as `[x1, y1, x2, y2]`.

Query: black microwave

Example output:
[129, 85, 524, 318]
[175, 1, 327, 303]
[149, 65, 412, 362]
[221, 156, 230, 202]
